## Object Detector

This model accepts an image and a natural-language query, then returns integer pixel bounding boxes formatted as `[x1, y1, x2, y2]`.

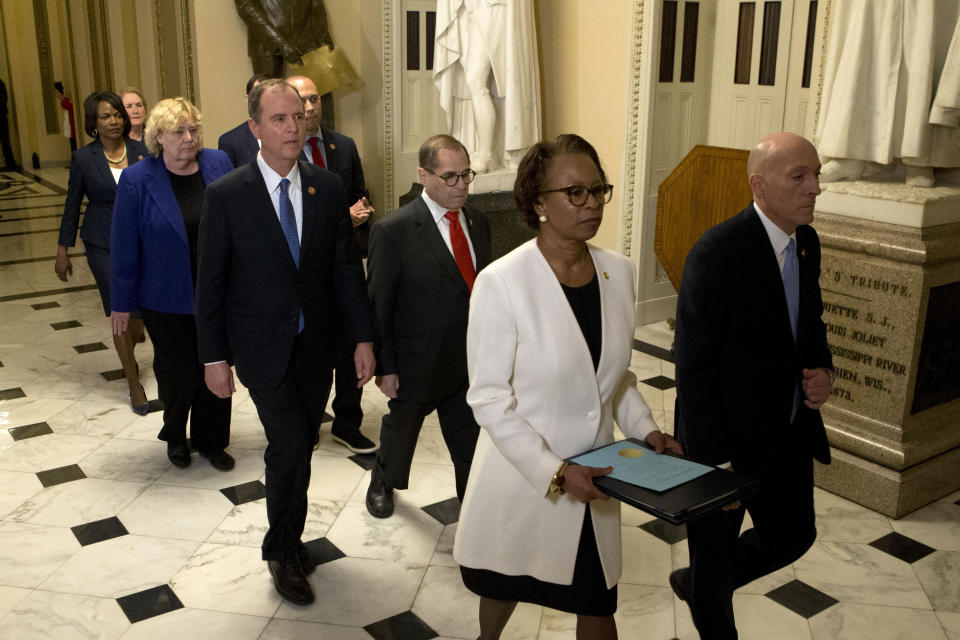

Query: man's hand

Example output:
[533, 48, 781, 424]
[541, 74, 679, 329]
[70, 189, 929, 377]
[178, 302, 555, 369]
[349, 197, 374, 227]
[110, 311, 130, 336]
[802, 367, 832, 409]
[563, 464, 612, 503]
[376, 373, 399, 399]
[54, 247, 73, 282]
[644, 430, 684, 455]
[354, 342, 375, 387]
[204, 362, 236, 399]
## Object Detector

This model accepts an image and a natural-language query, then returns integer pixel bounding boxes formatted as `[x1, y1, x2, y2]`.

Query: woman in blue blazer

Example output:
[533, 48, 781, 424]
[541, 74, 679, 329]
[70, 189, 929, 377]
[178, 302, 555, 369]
[56, 91, 149, 414]
[110, 97, 235, 471]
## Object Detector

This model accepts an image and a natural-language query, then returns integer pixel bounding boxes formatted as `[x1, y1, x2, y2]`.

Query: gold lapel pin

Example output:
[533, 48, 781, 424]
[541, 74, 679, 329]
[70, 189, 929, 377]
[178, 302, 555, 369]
[603, 272, 609, 279]
[307, 186, 316, 195]
[137, 155, 143, 160]
[800, 249, 807, 258]
[329, 143, 336, 150]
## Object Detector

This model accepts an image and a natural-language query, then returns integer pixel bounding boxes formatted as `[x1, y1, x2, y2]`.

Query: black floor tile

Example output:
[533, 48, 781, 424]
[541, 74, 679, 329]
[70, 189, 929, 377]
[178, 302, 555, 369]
[348, 452, 376, 470]
[633, 338, 674, 362]
[36, 464, 86, 488]
[31, 301, 60, 310]
[0, 284, 98, 304]
[422, 498, 460, 525]
[9, 422, 52, 441]
[50, 320, 82, 330]
[869, 531, 936, 564]
[322, 411, 334, 423]
[0, 359, 4, 368]
[640, 375, 676, 390]
[365, 610, 438, 640]
[639, 519, 687, 544]
[0, 387, 26, 401]
[954, 498, 960, 507]
[116, 584, 183, 623]
[220, 480, 267, 505]
[72, 516, 128, 546]
[100, 369, 125, 381]
[304, 537, 345, 566]
[765, 579, 838, 618]
[73, 342, 108, 354]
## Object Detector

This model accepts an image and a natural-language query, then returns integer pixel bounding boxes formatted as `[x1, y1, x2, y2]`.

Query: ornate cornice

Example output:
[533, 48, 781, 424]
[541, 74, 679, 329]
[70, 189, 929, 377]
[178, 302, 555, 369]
[812, 0, 833, 135]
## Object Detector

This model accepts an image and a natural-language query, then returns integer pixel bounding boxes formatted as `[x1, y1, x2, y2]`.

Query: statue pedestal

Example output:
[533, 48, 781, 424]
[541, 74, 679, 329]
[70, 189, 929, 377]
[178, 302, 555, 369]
[813, 181, 960, 517]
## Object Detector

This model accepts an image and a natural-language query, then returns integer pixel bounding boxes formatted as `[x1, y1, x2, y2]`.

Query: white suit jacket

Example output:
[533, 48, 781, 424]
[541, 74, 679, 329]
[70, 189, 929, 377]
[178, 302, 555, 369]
[453, 240, 658, 588]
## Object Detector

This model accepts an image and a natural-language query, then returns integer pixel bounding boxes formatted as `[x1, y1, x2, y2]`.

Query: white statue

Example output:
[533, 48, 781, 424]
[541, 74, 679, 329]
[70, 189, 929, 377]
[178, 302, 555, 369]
[434, 0, 541, 173]
[815, 0, 960, 187]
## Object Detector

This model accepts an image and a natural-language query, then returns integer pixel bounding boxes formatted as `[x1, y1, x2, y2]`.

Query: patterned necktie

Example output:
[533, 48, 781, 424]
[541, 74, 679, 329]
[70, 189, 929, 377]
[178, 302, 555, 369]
[307, 137, 325, 168]
[278, 178, 304, 332]
[445, 211, 476, 292]
[783, 237, 801, 420]
[783, 238, 799, 342]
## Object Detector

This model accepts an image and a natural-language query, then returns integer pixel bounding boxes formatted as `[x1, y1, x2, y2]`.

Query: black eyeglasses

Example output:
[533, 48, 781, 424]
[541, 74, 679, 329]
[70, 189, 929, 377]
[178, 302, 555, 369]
[427, 168, 477, 186]
[539, 184, 614, 206]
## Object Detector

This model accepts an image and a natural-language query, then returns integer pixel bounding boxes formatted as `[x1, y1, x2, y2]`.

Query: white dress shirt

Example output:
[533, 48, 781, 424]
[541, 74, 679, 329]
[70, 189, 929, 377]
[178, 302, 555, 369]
[420, 190, 477, 268]
[257, 152, 303, 240]
[754, 202, 797, 274]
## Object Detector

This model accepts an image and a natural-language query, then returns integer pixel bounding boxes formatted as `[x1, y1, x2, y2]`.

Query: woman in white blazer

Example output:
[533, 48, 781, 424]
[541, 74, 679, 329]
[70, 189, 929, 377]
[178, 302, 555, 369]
[454, 135, 682, 639]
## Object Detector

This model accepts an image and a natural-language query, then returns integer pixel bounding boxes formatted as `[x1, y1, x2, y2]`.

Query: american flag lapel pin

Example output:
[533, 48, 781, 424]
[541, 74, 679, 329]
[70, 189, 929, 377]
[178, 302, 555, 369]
[307, 186, 316, 195]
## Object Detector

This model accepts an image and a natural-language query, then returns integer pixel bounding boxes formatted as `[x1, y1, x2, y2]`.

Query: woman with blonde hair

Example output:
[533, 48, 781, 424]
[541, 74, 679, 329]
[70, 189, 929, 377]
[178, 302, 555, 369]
[110, 97, 235, 470]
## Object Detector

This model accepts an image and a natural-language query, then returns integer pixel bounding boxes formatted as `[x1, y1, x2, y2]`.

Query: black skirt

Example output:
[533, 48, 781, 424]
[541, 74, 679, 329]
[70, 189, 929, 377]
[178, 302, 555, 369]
[459, 508, 617, 616]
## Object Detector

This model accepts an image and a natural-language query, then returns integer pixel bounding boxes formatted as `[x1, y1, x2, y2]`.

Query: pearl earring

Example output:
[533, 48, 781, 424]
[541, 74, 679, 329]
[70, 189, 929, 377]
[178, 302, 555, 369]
[539, 215, 548, 223]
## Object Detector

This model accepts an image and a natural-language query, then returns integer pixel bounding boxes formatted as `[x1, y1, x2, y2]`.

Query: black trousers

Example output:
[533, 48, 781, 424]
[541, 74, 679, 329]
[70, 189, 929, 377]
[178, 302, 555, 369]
[685, 455, 816, 640]
[141, 309, 231, 452]
[331, 341, 363, 433]
[248, 335, 333, 561]
[375, 380, 479, 502]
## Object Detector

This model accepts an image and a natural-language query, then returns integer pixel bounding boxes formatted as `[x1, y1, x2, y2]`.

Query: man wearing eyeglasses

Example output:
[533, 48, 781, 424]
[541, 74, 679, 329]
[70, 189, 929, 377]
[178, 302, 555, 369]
[287, 74, 378, 456]
[364, 134, 491, 518]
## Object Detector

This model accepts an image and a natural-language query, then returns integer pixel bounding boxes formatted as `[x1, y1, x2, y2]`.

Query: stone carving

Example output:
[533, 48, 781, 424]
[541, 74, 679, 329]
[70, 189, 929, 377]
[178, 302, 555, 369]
[434, 0, 541, 173]
[815, 0, 960, 187]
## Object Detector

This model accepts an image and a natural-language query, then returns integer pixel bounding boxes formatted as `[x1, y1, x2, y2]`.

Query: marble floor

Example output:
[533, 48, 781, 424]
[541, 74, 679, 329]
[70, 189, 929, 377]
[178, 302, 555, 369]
[1, 167, 958, 639]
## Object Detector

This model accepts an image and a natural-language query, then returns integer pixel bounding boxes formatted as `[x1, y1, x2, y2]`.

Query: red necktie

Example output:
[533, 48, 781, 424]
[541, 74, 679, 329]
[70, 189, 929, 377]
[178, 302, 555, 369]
[307, 137, 325, 168]
[445, 211, 476, 292]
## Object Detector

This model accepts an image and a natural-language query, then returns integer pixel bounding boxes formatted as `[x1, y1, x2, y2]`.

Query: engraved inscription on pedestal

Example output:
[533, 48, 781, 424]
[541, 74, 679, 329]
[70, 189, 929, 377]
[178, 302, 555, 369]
[912, 281, 960, 414]
[819, 254, 920, 422]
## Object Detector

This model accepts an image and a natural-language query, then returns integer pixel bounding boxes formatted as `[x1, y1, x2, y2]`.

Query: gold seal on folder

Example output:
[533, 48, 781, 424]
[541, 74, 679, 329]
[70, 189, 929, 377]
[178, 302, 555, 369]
[618, 448, 644, 458]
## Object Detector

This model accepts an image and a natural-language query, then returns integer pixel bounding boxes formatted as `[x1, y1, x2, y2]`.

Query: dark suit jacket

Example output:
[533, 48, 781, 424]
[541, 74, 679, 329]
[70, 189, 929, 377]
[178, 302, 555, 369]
[217, 121, 259, 169]
[195, 160, 373, 391]
[110, 149, 233, 315]
[674, 205, 832, 473]
[301, 126, 370, 254]
[59, 138, 149, 249]
[367, 196, 491, 403]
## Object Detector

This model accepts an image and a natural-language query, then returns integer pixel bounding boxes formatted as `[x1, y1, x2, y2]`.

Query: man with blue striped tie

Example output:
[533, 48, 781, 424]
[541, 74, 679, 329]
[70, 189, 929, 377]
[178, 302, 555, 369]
[196, 79, 375, 606]
[671, 132, 835, 639]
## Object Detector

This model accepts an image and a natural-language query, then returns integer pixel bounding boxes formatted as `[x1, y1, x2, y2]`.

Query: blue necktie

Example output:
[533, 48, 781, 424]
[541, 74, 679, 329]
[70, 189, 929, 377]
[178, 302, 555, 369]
[783, 238, 801, 420]
[278, 178, 304, 333]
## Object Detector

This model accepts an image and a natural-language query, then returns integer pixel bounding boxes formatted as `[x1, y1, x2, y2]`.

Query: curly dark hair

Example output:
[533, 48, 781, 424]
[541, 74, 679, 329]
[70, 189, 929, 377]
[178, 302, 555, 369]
[82, 91, 132, 138]
[514, 134, 607, 231]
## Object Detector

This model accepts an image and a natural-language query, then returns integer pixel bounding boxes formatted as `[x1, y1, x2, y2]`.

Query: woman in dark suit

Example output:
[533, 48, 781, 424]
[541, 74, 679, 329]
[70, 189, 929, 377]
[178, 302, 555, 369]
[110, 97, 235, 471]
[56, 91, 149, 414]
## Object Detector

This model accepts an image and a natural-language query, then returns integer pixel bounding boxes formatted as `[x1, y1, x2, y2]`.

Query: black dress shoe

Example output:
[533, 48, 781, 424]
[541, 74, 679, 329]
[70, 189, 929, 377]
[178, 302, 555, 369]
[670, 567, 691, 602]
[199, 449, 235, 471]
[167, 442, 191, 468]
[365, 468, 394, 518]
[297, 542, 316, 575]
[330, 428, 378, 454]
[268, 556, 314, 605]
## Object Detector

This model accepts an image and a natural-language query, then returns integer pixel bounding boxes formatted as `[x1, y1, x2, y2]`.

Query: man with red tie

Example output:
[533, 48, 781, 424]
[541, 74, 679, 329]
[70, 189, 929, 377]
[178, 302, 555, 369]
[365, 134, 491, 518]
[287, 74, 378, 455]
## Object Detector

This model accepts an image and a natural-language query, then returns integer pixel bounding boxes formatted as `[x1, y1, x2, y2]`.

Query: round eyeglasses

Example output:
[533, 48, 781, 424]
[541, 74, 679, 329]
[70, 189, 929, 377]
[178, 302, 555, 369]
[539, 184, 614, 206]
[427, 168, 477, 186]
